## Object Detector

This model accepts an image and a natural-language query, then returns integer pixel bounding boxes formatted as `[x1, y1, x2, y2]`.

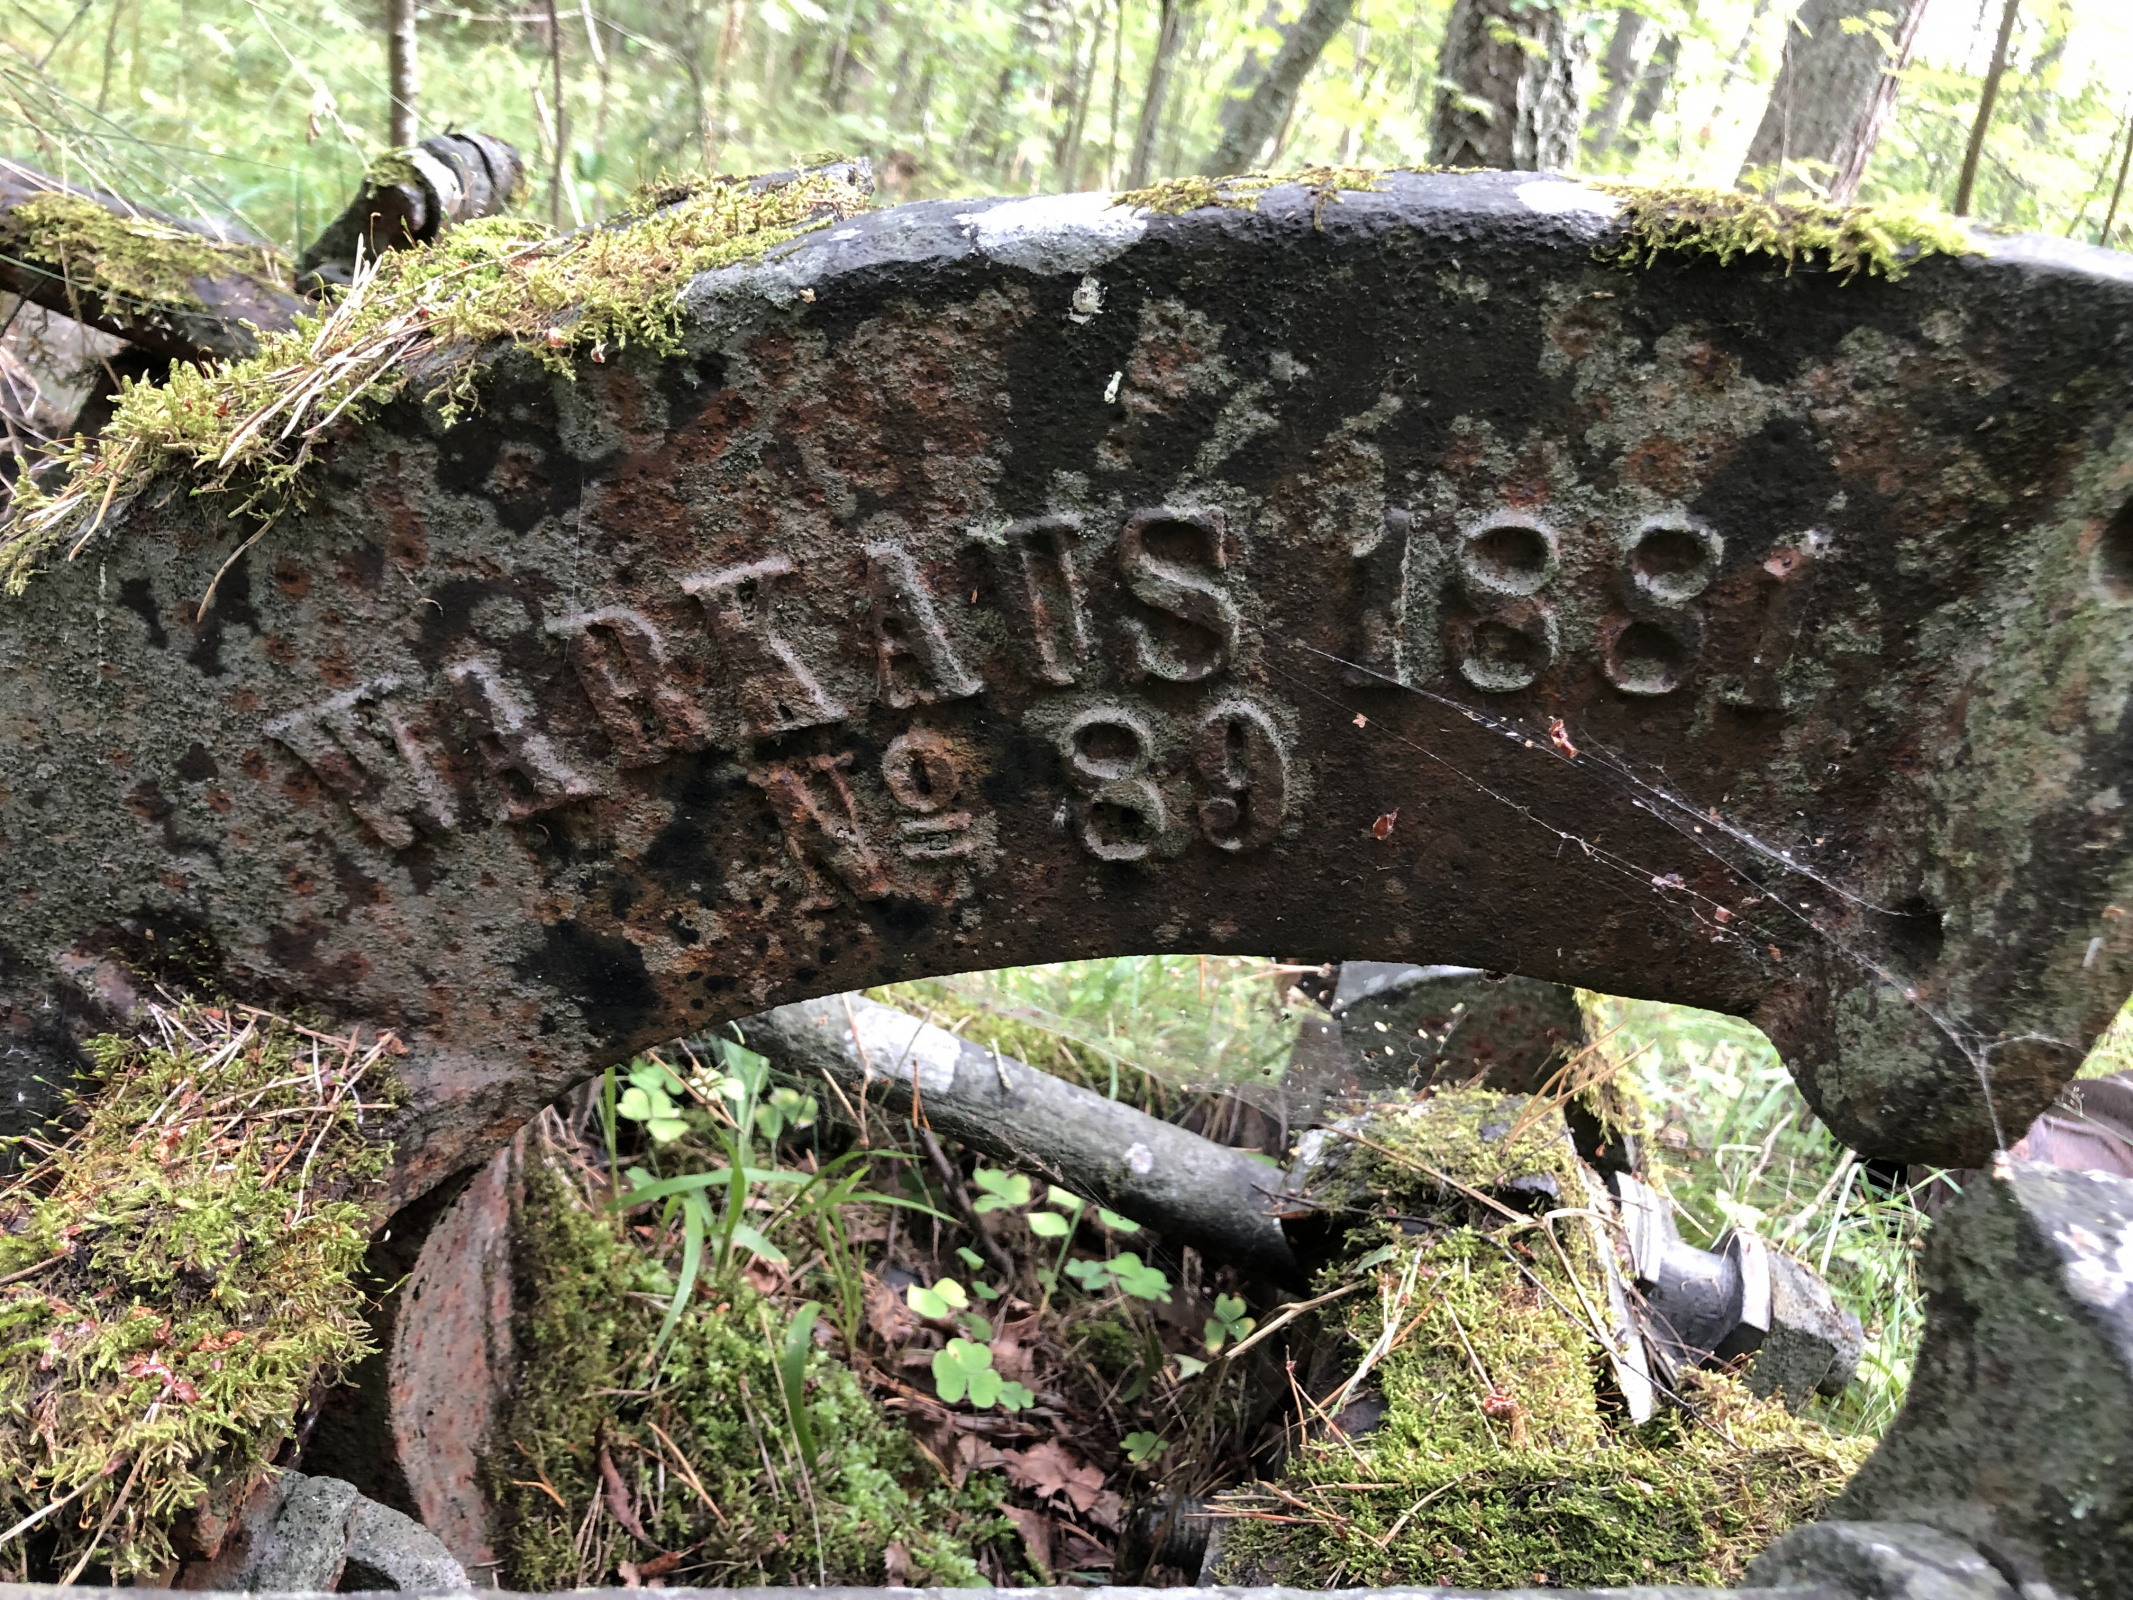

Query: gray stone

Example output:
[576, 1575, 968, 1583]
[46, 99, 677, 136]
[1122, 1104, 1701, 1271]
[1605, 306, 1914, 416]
[1751, 1249, 1866, 1409]
[1832, 1159, 2133, 1598]
[167, 1471, 469, 1594]
[243, 1474, 359, 1593]
[1744, 1521, 2027, 1599]
[341, 1498, 472, 1593]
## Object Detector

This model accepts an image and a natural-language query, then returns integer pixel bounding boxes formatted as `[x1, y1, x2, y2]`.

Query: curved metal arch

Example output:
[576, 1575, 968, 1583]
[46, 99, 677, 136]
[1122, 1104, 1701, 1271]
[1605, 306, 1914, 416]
[3, 171, 2131, 1208]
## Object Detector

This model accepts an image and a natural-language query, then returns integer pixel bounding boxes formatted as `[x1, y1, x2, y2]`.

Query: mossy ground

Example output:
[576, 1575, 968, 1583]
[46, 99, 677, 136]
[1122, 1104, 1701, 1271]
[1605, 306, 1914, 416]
[0, 169, 869, 596]
[488, 1151, 1012, 1588]
[0, 1004, 396, 1582]
[2, 191, 288, 313]
[1601, 181, 1976, 282]
[1210, 1090, 1867, 1590]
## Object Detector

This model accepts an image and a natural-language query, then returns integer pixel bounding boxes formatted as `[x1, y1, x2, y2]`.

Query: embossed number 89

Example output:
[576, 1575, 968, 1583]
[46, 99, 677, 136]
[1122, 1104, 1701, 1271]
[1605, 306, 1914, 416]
[1057, 699, 1289, 862]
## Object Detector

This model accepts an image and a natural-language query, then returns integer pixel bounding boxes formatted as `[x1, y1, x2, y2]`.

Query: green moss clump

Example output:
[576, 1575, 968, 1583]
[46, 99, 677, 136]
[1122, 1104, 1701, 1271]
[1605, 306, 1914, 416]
[3, 192, 288, 312]
[364, 150, 425, 192]
[1600, 181, 1977, 282]
[1, 169, 869, 597]
[1114, 163, 1389, 218]
[489, 1156, 1006, 1588]
[0, 1004, 396, 1582]
[1210, 1091, 1867, 1590]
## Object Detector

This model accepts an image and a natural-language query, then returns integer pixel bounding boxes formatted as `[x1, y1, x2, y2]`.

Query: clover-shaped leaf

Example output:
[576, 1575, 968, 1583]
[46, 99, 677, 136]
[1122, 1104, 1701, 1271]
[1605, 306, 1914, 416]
[1123, 1430, 1168, 1464]
[1108, 1252, 1172, 1303]
[907, 1277, 971, 1319]
[1027, 1210, 1074, 1238]
[616, 1080, 688, 1143]
[1205, 1290, 1255, 1352]
[1064, 1257, 1113, 1291]
[1097, 1208, 1140, 1232]
[972, 1168, 1032, 1213]
[932, 1336, 995, 1405]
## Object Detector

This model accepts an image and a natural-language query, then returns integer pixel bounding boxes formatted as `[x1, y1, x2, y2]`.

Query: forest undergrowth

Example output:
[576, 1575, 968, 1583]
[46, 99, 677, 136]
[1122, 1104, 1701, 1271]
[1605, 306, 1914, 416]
[480, 954, 2124, 1587]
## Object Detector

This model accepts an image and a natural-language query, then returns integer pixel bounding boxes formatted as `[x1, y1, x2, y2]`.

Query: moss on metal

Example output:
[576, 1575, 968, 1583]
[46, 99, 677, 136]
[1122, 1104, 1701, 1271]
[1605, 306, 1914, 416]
[1209, 1091, 1867, 1590]
[1115, 163, 1390, 218]
[0, 169, 870, 597]
[487, 1155, 1011, 1588]
[0, 1005, 396, 1583]
[1601, 182, 1977, 282]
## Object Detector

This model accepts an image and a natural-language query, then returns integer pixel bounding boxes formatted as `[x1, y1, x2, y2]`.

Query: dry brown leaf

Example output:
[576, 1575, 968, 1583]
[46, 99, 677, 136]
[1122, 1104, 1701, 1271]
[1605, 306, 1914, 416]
[863, 1272, 918, 1346]
[999, 1439, 1109, 1517]
[998, 1501, 1054, 1578]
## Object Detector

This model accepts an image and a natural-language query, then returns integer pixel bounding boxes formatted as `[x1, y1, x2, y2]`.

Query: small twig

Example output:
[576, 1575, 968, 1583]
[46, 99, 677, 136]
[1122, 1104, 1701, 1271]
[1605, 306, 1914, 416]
[916, 1126, 1017, 1281]
[1372, 1474, 1474, 1550]
[644, 1419, 726, 1524]
[839, 993, 876, 1145]
[59, 1450, 143, 1584]
[0, 1476, 92, 1549]
[1219, 1281, 1367, 1363]
[0, 1250, 66, 1288]
[1437, 1300, 1502, 1449]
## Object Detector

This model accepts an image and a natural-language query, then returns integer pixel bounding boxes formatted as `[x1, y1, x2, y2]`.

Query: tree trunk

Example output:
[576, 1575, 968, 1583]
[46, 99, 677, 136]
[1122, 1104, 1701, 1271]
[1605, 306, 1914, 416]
[1126, 0, 1186, 187]
[386, 0, 418, 149]
[2101, 111, 2133, 247]
[1739, 0, 1934, 200]
[1584, 7, 1657, 162]
[1426, 0, 1590, 172]
[1952, 0, 2019, 216]
[736, 993, 1303, 1285]
[1054, 0, 1107, 188]
[1203, 0, 1359, 176]
[1617, 30, 1680, 159]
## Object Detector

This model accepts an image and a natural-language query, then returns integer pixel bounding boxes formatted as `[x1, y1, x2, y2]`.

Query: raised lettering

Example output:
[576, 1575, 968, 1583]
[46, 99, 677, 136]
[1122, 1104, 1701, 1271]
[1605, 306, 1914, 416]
[547, 607, 709, 766]
[749, 752, 890, 907]
[447, 657, 601, 819]
[1194, 699, 1290, 852]
[1058, 703, 1166, 861]
[883, 728, 976, 861]
[985, 517, 1091, 686]
[1603, 514, 1722, 697]
[1118, 508, 1241, 683]
[1450, 511, 1560, 693]
[682, 557, 847, 737]
[1345, 507, 1411, 688]
[866, 542, 983, 709]
[266, 677, 457, 849]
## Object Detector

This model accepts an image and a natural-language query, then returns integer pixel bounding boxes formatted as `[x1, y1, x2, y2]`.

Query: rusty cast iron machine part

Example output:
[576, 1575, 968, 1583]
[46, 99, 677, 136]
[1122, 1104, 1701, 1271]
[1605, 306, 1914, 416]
[3, 166, 2133, 1598]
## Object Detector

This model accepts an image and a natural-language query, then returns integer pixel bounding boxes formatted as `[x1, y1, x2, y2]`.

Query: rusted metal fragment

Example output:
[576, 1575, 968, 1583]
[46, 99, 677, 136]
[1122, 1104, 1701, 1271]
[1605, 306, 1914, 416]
[1831, 1159, 2133, 1597]
[1, 172, 2130, 1194]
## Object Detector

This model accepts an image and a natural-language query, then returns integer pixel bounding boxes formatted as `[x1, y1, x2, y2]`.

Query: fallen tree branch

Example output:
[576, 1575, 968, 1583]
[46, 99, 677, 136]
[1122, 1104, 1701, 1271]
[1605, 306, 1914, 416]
[0, 158, 301, 363]
[737, 994, 1303, 1287]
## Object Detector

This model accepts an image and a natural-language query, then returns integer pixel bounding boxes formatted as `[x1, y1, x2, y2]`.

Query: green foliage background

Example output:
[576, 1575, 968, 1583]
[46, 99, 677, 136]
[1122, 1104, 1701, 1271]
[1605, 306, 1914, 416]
[3, 0, 2129, 254]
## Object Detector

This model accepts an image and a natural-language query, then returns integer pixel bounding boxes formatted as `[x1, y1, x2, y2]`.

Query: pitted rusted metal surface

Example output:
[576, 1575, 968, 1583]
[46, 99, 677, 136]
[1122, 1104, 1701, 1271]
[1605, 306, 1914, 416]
[3, 173, 2131, 1193]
